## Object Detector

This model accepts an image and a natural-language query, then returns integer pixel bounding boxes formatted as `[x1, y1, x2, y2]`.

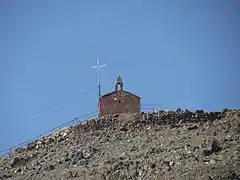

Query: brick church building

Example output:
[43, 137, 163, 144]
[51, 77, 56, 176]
[98, 76, 141, 116]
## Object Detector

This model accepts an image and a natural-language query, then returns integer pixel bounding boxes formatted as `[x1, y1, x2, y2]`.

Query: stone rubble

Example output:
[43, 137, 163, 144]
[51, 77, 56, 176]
[0, 109, 240, 179]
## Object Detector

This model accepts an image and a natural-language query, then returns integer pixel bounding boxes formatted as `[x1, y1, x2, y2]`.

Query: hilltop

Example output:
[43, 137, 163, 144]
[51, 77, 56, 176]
[0, 109, 240, 180]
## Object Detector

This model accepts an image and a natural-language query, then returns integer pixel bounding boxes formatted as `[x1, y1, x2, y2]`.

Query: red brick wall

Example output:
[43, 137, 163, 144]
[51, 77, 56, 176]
[99, 91, 140, 116]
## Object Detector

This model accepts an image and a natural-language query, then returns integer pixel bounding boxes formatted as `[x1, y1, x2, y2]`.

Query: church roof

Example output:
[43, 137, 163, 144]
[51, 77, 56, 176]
[101, 90, 140, 99]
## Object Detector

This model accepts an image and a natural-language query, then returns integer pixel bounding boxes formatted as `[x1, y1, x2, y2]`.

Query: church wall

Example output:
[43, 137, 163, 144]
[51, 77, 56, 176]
[99, 91, 140, 116]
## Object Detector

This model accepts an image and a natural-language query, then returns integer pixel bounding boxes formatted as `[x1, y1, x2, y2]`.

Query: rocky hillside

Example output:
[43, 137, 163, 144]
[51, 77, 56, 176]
[0, 109, 240, 180]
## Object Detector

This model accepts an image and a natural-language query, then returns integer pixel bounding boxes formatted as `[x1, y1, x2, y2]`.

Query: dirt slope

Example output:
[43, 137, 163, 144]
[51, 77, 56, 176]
[0, 109, 240, 180]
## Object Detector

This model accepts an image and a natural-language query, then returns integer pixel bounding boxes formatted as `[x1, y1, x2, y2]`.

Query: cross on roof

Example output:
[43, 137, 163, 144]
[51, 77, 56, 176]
[92, 58, 106, 98]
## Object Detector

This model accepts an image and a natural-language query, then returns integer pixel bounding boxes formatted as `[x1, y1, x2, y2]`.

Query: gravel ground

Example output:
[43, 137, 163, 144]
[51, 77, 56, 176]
[0, 109, 240, 180]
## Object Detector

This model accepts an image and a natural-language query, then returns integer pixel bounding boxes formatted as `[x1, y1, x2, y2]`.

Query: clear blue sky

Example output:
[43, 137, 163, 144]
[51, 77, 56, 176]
[0, 0, 239, 151]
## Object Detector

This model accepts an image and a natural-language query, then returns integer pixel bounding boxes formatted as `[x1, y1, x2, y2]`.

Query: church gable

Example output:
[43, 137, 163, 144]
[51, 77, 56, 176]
[99, 76, 141, 116]
[101, 90, 140, 100]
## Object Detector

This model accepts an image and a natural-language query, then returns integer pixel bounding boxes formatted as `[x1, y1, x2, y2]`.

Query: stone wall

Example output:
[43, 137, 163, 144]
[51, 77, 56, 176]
[99, 91, 140, 116]
[75, 109, 239, 133]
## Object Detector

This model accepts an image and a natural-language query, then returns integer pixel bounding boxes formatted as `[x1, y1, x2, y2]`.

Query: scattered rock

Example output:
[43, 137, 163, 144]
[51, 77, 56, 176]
[202, 139, 222, 156]
[43, 164, 55, 171]
[150, 163, 156, 169]
[69, 151, 86, 166]
[198, 175, 213, 180]
[13, 167, 22, 173]
[10, 157, 28, 167]
[213, 131, 217, 136]
[234, 123, 240, 134]
[211, 139, 222, 153]
[14, 147, 25, 154]
[45, 137, 55, 144]
[210, 159, 216, 165]
[188, 125, 198, 130]
[27, 141, 36, 150]
[78, 158, 87, 166]
[82, 149, 91, 159]
[0, 110, 239, 180]
[120, 127, 128, 131]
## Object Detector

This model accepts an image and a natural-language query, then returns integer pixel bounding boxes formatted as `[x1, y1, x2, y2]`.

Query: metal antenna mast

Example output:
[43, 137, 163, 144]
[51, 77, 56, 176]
[92, 58, 106, 117]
